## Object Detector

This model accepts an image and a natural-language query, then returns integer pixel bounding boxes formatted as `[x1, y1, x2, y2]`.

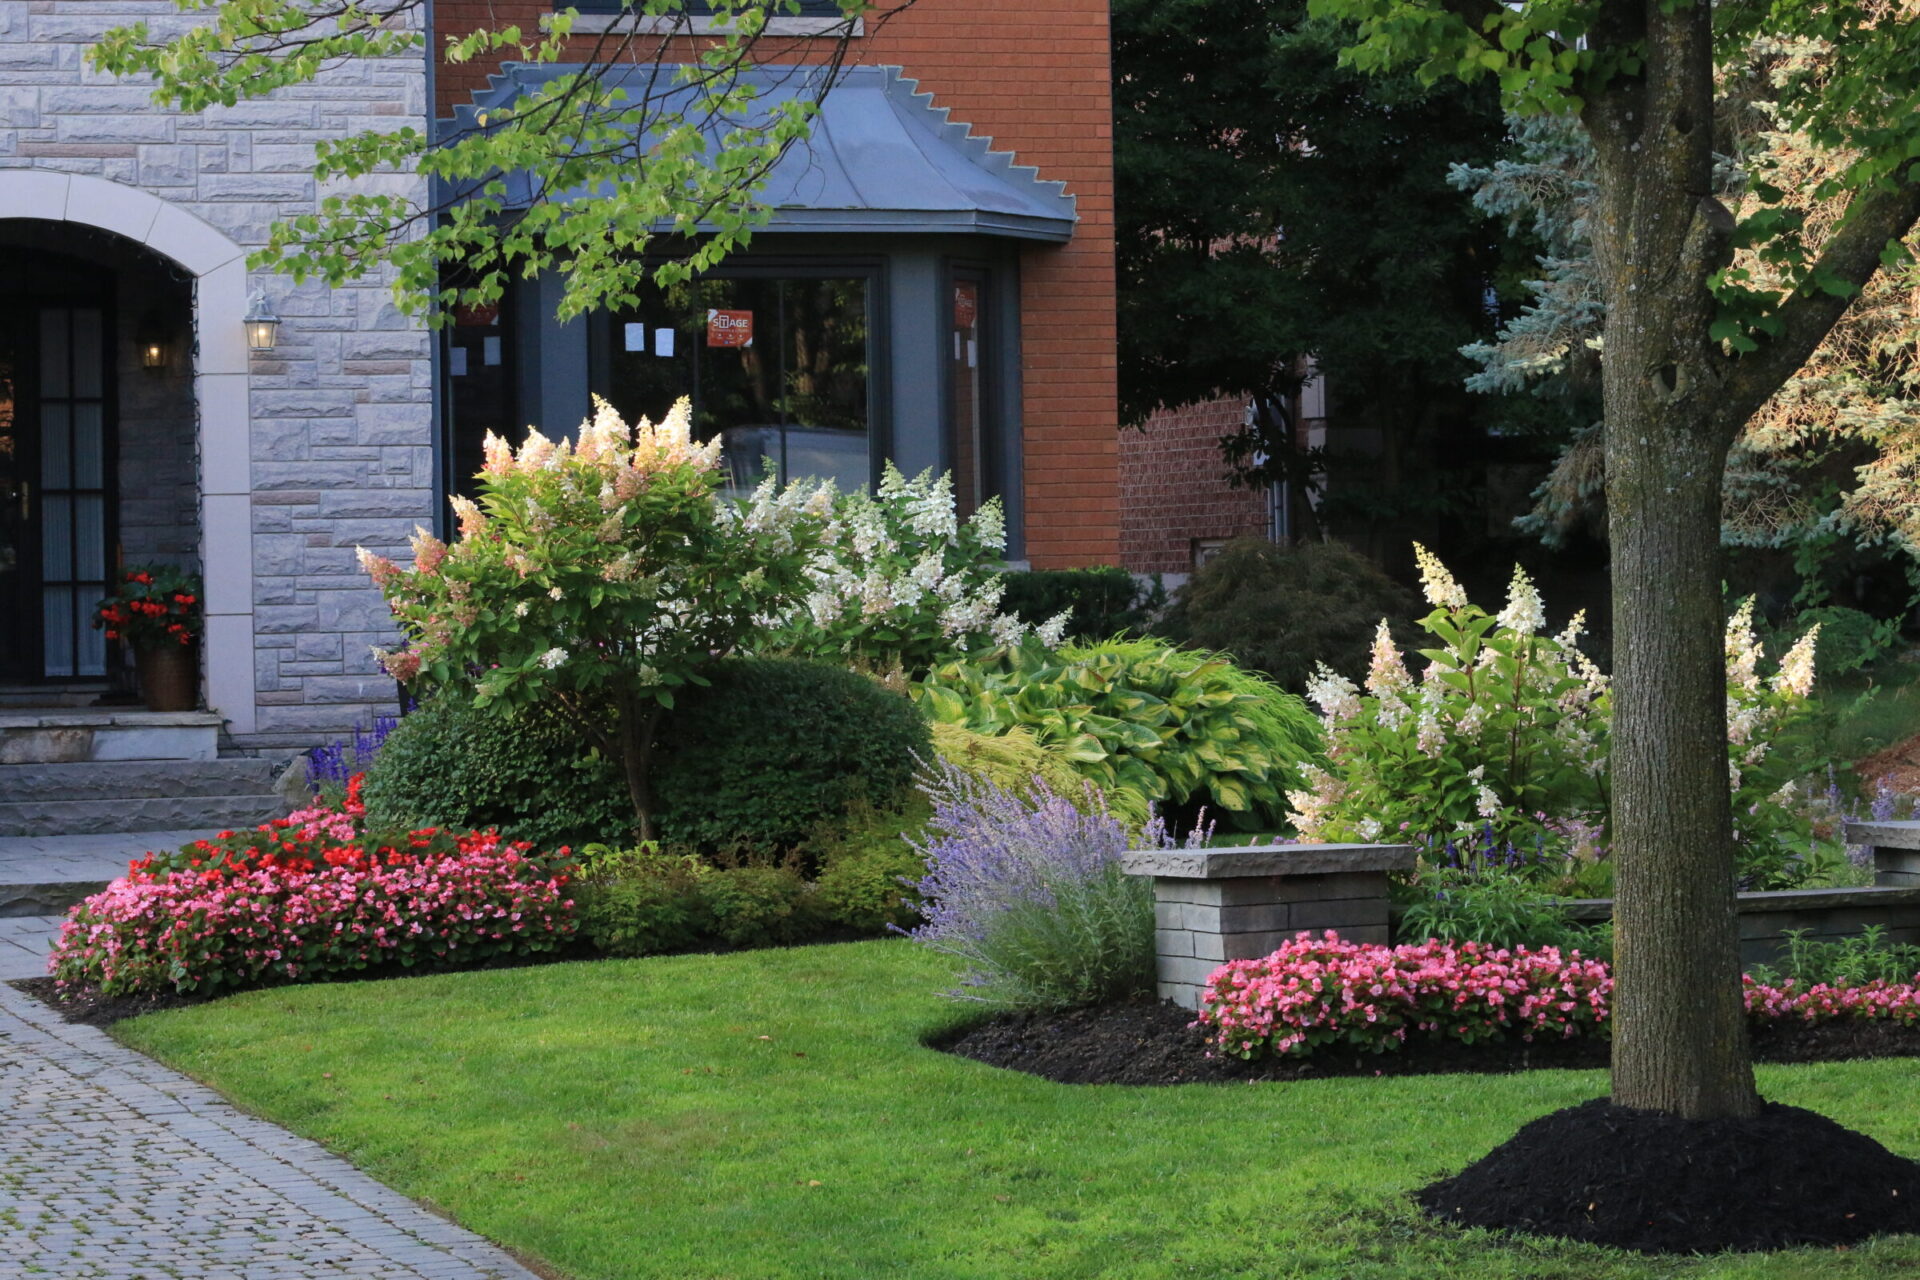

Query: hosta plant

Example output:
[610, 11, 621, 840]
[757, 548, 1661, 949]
[359, 396, 829, 840]
[917, 636, 1323, 827]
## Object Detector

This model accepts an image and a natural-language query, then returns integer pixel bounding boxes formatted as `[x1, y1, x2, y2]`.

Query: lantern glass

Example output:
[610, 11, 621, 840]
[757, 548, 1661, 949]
[137, 312, 170, 369]
[243, 289, 280, 352]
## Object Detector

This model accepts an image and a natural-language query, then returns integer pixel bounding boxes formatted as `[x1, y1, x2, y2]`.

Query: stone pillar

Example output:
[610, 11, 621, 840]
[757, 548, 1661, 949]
[1843, 820, 1920, 887]
[1120, 843, 1415, 1010]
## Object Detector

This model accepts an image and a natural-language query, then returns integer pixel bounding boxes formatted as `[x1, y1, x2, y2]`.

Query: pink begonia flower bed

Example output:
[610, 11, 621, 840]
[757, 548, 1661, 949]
[49, 775, 577, 997]
[1198, 932, 1920, 1060]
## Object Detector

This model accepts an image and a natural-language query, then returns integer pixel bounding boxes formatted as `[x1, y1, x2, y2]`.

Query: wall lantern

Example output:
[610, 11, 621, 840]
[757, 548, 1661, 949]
[244, 289, 280, 352]
[137, 311, 170, 370]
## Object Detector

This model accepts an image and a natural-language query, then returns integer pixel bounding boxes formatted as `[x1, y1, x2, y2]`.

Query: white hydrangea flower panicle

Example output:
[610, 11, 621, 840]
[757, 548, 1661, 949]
[1304, 663, 1362, 728]
[1495, 563, 1546, 636]
[1414, 689, 1446, 758]
[1725, 597, 1763, 692]
[1284, 762, 1346, 841]
[1034, 610, 1072, 648]
[1553, 608, 1587, 651]
[1775, 624, 1819, 699]
[972, 499, 1008, 553]
[1412, 542, 1468, 609]
[1364, 619, 1411, 695]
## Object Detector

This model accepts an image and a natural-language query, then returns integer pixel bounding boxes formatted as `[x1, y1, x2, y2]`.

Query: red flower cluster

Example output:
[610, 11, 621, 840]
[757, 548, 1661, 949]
[94, 566, 202, 650]
[54, 777, 578, 997]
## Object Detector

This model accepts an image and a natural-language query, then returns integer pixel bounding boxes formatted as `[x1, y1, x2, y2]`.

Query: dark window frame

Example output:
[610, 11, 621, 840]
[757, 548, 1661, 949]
[587, 254, 891, 489]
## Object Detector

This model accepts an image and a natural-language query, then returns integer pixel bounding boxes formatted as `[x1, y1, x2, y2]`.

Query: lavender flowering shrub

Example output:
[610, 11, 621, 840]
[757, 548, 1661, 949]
[904, 760, 1204, 1010]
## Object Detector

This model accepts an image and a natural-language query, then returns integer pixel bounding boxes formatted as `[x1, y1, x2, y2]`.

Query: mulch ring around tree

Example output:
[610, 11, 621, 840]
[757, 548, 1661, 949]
[932, 998, 1920, 1086]
[1420, 1098, 1920, 1253]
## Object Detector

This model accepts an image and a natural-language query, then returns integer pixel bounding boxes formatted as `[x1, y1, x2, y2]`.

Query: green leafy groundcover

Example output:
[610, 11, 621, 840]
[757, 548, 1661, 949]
[119, 942, 1920, 1280]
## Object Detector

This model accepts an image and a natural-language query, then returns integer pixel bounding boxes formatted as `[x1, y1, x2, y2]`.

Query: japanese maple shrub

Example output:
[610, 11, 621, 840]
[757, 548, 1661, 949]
[359, 397, 829, 840]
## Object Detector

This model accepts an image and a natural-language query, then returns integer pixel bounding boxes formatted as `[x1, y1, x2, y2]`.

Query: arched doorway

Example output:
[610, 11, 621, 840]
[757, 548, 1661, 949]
[0, 173, 255, 732]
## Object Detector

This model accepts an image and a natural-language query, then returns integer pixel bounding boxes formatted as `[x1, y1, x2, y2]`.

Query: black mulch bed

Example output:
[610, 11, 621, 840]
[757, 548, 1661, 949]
[1420, 1098, 1920, 1253]
[10, 976, 206, 1027]
[934, 998, 1920, 1085]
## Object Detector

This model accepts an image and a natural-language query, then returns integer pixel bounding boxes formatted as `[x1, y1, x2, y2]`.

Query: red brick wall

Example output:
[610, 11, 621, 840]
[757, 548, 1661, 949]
[434, 0, 1121, 568]
[1120, 396, 1273, 574]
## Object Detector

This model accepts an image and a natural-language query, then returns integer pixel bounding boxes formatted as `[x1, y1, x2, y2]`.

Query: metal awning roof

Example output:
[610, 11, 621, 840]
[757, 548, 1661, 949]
[442, 64, 1076, 242]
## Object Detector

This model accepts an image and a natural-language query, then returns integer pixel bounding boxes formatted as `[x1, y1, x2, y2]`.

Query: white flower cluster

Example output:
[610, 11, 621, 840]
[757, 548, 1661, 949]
[788, 462, 1068, 660]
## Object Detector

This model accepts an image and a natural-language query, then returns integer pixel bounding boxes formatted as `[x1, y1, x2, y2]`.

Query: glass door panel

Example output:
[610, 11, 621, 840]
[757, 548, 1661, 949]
[37, 307, 111, 679]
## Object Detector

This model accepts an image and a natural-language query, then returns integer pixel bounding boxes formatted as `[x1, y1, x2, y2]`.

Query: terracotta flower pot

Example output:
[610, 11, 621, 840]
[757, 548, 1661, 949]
[136, 643, 199, 712]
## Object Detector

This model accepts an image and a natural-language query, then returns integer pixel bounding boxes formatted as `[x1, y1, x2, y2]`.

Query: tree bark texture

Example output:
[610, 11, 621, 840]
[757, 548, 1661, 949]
[617, 693, 663, 846]
[1583, 0, 1761, 1119]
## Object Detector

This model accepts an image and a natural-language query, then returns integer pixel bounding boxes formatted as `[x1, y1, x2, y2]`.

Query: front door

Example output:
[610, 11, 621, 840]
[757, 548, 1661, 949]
[0, 306, 113, 682]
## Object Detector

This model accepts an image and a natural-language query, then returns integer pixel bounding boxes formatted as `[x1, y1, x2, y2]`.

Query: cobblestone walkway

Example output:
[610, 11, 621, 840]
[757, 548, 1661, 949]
[0, 982, 543, 1279]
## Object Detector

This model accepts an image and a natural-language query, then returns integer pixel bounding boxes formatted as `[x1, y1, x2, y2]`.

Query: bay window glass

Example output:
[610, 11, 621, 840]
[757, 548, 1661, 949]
[947, 274, 987, 520]
[598, 274, 871, 493]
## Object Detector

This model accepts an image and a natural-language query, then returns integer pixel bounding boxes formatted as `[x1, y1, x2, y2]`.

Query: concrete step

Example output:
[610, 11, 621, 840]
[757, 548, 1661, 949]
[0, 828, 231, 918]
[0, 710, 223, 763]
[0, 793, 286, 839]
[0, 758, 286, 803]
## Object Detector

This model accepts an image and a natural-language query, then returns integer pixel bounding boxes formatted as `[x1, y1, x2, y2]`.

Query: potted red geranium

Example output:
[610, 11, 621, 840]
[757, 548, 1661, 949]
[96, 565, 202, 711]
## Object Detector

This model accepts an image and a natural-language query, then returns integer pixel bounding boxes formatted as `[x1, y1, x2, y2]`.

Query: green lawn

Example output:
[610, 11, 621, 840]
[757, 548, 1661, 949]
[119, 940, 1920, 1280]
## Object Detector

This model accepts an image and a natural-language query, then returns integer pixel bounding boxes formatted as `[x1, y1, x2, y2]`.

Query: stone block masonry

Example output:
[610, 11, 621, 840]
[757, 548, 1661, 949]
[0, 2, 433, 749]
[1122, 843, 1416, 1009]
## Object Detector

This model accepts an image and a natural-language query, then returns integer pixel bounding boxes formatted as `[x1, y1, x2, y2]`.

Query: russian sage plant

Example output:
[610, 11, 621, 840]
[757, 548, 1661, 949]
[904, 760, 1203, 1010]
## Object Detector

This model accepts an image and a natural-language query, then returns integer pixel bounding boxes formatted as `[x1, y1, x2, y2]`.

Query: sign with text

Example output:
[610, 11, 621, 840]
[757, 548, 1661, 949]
[953, 282, 978, 330]
[706, 309, 754, 348]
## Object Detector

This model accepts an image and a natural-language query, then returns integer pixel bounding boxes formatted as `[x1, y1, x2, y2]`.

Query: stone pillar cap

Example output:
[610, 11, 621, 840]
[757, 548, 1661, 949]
[1121, 843, 1416, 879]
[1844, 820, 1920, 849]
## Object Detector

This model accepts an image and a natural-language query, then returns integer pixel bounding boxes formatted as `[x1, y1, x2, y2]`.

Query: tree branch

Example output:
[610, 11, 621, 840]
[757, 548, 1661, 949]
[1716, 179, 1920, 432]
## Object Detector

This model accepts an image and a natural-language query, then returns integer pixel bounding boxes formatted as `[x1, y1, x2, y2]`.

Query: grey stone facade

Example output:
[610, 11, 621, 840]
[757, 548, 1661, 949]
[0, 0, 432, 749]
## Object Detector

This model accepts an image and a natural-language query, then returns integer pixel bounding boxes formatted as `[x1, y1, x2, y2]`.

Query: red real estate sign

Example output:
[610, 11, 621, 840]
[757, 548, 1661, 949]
[706, 309, 754, 348]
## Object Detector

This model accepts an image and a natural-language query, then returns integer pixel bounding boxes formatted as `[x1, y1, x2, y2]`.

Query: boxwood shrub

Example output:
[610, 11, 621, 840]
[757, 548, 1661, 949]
[361, 691, 632, 851]
[653, 657, 930, 856]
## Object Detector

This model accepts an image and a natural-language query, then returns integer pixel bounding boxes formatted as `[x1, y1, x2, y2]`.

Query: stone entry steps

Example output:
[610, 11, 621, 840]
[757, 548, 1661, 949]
[0, 758, 298, 838]
[0, 829, 232, 918]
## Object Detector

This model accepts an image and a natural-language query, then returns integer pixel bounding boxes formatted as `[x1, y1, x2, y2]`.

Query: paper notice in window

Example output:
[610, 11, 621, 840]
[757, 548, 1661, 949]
[449, 346, 468, 377]
[706, 309, 753, 348]
[482, 336, 502, 367]
[654, 327, 675, 358]
[623, 322, 646, 352]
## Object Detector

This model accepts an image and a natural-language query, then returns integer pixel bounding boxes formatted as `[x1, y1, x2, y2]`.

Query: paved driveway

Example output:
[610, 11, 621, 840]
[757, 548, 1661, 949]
[0, 981, 545, 1278]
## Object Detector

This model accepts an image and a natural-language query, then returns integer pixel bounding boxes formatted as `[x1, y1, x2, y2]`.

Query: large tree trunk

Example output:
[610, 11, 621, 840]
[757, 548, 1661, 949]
[1585, 0, 1761, 1120]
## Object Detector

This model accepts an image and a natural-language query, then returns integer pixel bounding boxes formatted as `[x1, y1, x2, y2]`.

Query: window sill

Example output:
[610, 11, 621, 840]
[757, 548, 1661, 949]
[551, 13, 864, 37]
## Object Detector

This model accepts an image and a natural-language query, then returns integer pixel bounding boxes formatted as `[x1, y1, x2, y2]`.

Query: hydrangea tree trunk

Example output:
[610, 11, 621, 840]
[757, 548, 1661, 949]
[1584, 1, 1759, 1120]
[617, 694, 663, 845]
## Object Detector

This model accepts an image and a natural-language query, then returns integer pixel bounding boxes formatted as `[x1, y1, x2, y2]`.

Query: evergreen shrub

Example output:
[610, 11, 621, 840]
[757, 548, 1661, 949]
[1157, 537, 1418, 691]
[997, 566, 1163, 641]
[361, 692, 631, 851]
[653, 658, 929, 856]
